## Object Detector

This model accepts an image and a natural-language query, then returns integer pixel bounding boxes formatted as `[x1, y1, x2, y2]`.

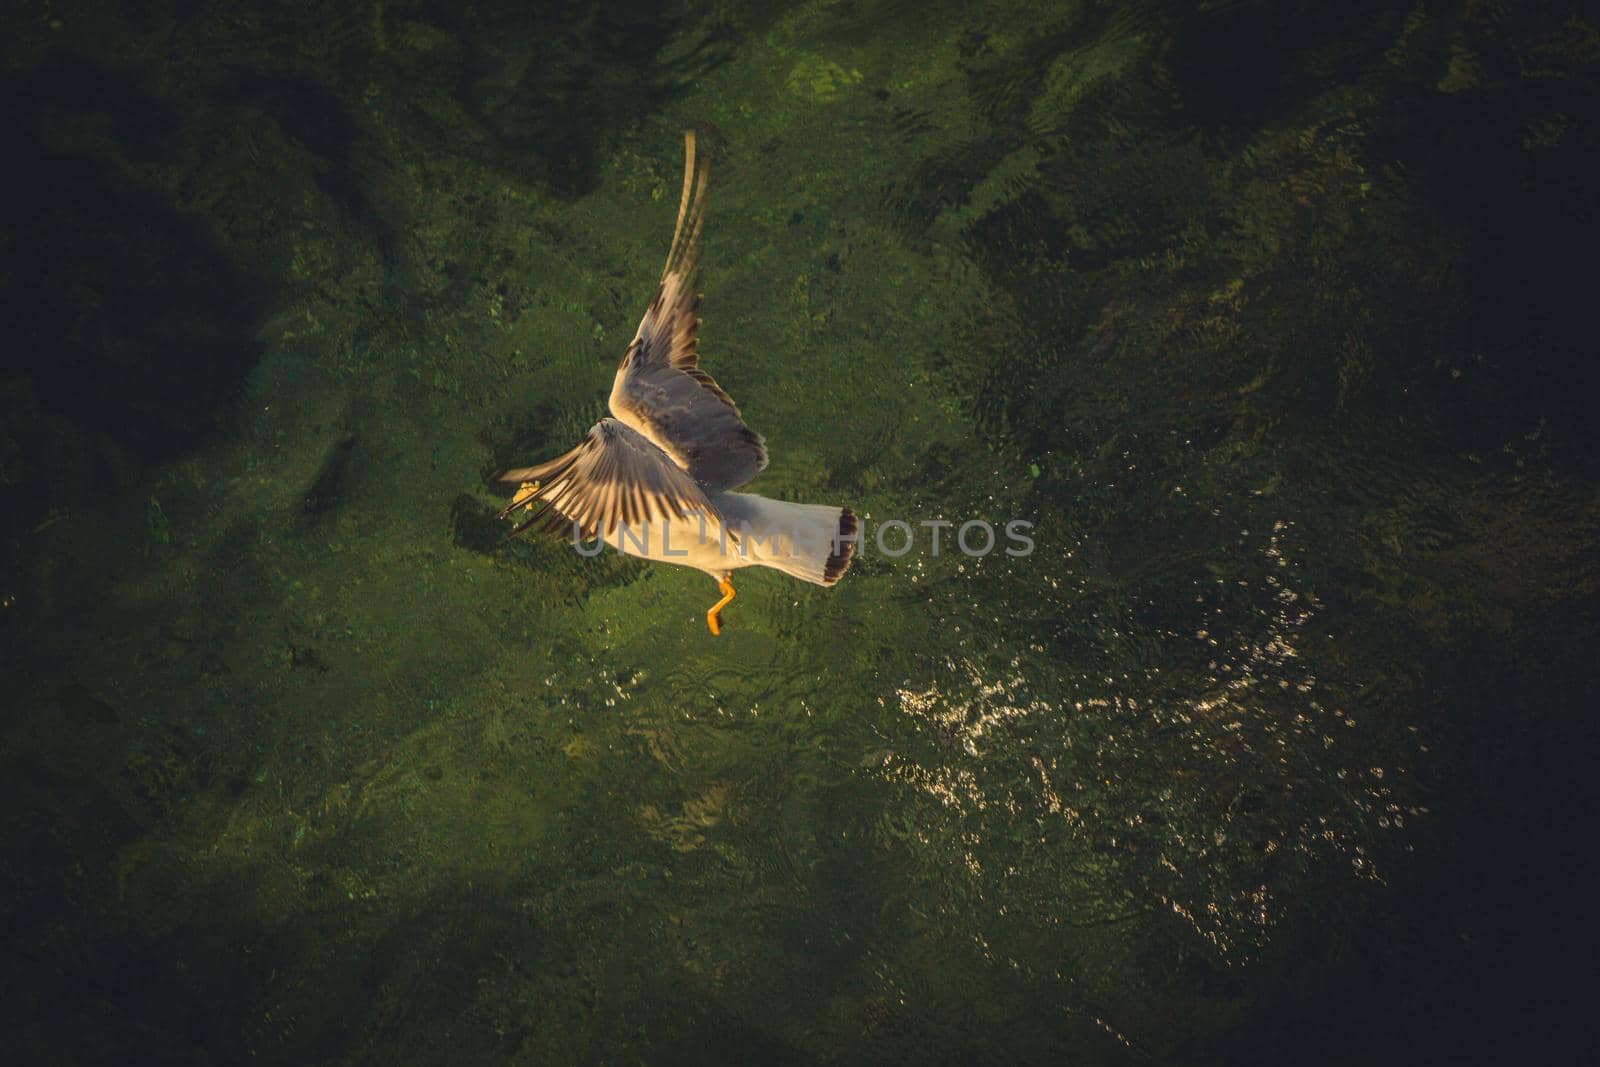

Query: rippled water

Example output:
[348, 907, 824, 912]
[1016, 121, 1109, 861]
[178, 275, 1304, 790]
[3, 0, 1596, 1063]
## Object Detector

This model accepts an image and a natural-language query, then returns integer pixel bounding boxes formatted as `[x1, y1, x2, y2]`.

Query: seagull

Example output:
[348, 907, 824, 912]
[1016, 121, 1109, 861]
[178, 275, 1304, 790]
[494, 129, 857, 635]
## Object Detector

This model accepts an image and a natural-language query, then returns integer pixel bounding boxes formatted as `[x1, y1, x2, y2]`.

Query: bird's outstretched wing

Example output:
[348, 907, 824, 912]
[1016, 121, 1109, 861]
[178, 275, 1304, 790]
[608, 128, 769, 493]
[495, 418, 721, 540]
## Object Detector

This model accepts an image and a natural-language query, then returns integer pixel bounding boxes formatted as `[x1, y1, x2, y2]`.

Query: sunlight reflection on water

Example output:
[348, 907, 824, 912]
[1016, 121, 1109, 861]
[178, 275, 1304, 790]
[875, 515, 1420, 967]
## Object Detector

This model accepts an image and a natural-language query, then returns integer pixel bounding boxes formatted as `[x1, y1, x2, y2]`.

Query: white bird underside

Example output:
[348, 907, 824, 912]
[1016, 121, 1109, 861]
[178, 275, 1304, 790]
[494, 129, 855, 633]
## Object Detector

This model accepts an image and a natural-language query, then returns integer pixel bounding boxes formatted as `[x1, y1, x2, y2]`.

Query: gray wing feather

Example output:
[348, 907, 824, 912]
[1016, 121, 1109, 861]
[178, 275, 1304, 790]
[495, 418, 720, 540]
[611, 361, 767, 491]
[607, 128, 769, 492]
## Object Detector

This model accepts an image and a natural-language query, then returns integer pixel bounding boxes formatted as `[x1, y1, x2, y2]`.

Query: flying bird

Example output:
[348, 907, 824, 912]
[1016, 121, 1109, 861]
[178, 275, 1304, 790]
[494, 129, 856, 635]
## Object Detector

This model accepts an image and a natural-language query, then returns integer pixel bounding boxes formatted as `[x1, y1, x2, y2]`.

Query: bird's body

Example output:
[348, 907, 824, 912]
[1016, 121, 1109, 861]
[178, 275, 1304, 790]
[588, 486, 855, 585]
[495, 130, 855, 634]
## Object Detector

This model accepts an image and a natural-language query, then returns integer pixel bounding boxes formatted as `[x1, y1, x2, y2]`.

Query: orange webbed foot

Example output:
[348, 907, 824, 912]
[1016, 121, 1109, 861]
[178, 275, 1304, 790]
[705, 577, 735, 636]
[510, 481, 540, 512]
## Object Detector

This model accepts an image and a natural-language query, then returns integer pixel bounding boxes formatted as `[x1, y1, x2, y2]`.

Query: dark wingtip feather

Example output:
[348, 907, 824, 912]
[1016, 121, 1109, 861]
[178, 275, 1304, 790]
[824, 507, 858, 584]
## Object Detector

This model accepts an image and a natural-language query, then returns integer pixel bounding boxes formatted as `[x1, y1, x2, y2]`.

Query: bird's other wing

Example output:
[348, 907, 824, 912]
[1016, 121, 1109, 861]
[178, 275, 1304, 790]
[608, 128, 769, 493]
[494, 418, 721, 540]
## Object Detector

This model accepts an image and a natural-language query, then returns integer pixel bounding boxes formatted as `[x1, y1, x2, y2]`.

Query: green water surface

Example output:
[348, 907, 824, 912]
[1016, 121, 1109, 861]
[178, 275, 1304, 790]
[2, 1, 1596, 1063]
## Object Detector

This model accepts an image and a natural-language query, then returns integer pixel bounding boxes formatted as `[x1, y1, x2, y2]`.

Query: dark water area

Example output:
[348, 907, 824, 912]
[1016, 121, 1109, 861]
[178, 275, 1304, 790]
[2, 1, 1597, 1063]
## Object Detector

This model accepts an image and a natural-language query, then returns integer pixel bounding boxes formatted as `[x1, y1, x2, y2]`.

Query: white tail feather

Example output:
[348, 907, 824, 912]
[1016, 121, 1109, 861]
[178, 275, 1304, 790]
[714, 493, 856, 586]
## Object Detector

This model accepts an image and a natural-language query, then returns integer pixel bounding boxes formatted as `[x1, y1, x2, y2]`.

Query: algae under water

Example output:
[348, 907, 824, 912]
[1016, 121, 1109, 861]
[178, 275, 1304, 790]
[2, 1, 1596, 1064]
